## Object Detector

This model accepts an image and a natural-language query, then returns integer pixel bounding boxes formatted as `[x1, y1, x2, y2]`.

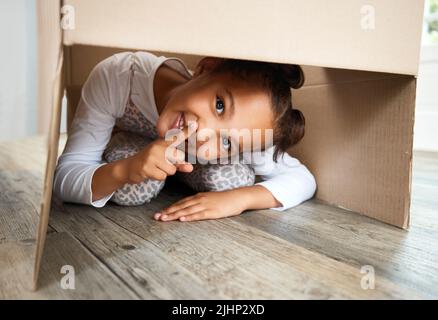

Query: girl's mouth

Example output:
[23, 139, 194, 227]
[170, 112, 185, 130]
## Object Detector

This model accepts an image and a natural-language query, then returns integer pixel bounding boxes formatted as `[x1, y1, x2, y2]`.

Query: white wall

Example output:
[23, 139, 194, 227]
[413, 0, 438, 152]
[0, 0, 36, 141]
[414, 48, 438, 152]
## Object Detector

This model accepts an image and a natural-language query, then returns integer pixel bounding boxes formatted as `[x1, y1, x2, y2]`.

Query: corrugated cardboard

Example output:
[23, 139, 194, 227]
[62, 0, 424, 75]
[291, 67, 416, 228]
[33, 0, 63, 290]
[33, 0, 424, 288]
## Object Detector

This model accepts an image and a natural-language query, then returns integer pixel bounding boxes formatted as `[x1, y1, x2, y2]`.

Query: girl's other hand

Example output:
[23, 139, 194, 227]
[154, 188, 250, 222]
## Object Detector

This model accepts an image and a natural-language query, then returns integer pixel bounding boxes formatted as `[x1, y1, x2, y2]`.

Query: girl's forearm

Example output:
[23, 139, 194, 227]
[238, 185, 282, 211]
[91, 158, 130, 201]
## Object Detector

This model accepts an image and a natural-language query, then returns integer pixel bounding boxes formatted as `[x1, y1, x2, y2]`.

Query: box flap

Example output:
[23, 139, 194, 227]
[63, 0, 424, 75]
[33, 0, 64, 290]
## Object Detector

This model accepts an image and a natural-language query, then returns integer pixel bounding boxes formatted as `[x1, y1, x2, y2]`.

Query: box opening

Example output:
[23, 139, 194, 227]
[63, 44, 415, 228]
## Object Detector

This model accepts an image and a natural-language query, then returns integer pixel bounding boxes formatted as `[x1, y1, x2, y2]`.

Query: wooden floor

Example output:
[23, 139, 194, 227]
[0, 135, 437, 299]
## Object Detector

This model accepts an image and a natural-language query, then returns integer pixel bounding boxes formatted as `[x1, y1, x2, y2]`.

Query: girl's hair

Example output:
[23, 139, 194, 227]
[209, 58, 305, 161]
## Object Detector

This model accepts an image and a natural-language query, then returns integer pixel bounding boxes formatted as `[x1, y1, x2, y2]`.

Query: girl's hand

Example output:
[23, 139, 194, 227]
[154, 189, 251, 222]
[124, 124, 196, 184]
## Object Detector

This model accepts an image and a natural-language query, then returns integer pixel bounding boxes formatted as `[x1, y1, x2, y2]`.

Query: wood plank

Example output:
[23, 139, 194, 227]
[234, 199, 438, 298]
[0, 136, 57, 244]
[0, 170, 54, 243]
[48, 198, 220, 299]
[94, 192, 423, 299]
[411, 151, 438, 232]
[0, 170, 42, 205]
[0, 136, 48, 172]
[1, 136, 437, 299]
[0, 232, 136, 299]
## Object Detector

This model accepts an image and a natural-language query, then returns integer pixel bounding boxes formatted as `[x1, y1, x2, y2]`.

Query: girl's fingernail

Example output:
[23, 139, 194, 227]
[180, 216, 186, 221]
[161, 214, 168, 220]
[154, 212, 161, 219]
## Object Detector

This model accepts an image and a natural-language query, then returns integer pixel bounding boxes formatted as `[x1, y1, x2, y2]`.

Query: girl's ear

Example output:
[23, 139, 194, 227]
[193, 57, 224, 77]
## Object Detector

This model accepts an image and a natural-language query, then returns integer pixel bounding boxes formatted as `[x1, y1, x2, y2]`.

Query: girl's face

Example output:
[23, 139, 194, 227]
[156, 61, 274, 161]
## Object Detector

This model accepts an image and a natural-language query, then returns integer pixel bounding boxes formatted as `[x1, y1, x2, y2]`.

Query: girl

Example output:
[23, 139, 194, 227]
[54, 51, 316, 222]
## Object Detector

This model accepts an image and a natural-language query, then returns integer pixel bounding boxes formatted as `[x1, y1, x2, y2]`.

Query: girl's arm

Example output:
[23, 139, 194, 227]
[90, 157, 130, 201]
[54, 56, 119, 207]
[253, 150, 317, 211]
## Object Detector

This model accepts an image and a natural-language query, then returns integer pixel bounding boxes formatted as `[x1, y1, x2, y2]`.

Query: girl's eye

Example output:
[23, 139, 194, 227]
[216, 96, 225, 115]
[222, 136, 231, 151]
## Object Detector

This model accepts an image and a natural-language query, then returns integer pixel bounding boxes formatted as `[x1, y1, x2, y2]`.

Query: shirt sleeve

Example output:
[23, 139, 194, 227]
[252, 148, 317, 211]
[53, 56, 120, 207]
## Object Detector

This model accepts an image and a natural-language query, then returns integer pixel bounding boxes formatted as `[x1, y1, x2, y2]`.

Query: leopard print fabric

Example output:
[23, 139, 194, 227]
[103, 130, 165, 206]
[102, 65, 255, 206]
[175, 163, 255, 192]
[115, 98, 158, 139]
[103, 65, 164, 206]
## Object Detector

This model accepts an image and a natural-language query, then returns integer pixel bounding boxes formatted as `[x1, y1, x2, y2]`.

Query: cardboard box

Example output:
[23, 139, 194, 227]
[34, 0, 425, 288]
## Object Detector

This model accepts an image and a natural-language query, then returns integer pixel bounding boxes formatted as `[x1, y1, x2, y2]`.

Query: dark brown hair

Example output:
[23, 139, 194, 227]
[209, 58, 305, 161]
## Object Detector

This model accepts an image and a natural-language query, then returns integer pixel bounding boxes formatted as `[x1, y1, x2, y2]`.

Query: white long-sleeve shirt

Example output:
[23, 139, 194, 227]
[53, 51, 316, 210]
